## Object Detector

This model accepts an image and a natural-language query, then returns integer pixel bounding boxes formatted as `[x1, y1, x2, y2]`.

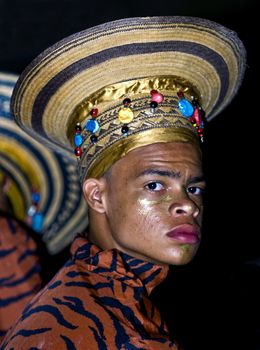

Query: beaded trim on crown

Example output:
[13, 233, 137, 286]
[26, 190, 44, 232]
[70, 76, 206, 181]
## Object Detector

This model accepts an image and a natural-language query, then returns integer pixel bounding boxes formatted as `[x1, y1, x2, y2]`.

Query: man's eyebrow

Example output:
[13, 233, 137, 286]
[188, 175, 206, 184]
[137, 170, 205, 183]
[137, 169, 181, 178]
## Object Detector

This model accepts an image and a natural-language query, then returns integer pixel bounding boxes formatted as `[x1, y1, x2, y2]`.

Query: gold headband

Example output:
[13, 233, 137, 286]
[86, 128, 200, 179]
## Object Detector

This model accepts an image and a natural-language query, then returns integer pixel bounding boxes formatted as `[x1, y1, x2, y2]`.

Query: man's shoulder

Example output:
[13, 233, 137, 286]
[0, 262, 112, 349]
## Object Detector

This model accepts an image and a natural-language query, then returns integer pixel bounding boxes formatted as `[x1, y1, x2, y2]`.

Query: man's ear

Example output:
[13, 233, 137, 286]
[82, 178, 107, 214]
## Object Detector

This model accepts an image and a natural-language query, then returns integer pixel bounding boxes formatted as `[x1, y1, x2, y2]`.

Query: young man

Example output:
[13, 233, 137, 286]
[1, 16, 246, 349]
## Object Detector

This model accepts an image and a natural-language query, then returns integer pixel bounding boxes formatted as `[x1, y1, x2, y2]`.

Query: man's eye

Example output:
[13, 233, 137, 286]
[145, 182, 164, 191]
[187, 186, 204, 195]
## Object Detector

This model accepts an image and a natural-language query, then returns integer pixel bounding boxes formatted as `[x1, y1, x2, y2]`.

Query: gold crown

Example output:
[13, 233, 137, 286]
[71, 76, 206, 181]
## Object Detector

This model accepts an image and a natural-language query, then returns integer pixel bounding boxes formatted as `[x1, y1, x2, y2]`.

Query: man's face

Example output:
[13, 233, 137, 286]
[101, 142, 205, 266]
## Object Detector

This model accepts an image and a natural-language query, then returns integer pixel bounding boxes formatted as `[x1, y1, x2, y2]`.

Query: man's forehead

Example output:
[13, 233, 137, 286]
[127, 142, 201, 161]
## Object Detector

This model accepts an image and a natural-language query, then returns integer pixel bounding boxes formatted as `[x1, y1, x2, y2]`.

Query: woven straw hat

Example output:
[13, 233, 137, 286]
[0, 72, 88, 254]
[10, 16, 246, 180]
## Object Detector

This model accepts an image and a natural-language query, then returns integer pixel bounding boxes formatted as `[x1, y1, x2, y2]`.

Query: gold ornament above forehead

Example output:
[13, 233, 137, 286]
[68, 76, 200, 139]
[69, 76, 206, 182]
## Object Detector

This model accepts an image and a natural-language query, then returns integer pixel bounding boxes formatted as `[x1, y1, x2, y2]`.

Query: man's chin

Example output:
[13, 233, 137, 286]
[165, 245, 199, 266]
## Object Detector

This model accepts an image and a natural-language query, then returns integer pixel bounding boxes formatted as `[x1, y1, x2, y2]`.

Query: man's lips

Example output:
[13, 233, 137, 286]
[166, 224, 201, 244]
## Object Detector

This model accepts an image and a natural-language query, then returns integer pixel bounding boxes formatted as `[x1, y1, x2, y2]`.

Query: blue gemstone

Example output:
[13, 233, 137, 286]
[178, 99, 194, 117]
[74, 134, 83, 147]
[32, 192, 40, 203]
[85, 119, 100, 133]
[32, 212, 44, 232]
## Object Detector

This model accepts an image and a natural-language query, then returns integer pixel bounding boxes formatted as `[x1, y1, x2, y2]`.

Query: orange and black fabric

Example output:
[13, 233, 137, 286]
[0, 214, 42, 341]
[1, 234, 179, 349]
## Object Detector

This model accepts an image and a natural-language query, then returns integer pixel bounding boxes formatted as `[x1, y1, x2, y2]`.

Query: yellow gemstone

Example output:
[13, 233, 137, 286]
[118, 107, 134, 123]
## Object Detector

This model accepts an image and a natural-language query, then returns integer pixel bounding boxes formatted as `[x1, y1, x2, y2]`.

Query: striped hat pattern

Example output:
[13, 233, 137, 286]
[10, 16, 246, 180]
[0, 72, 88, 254]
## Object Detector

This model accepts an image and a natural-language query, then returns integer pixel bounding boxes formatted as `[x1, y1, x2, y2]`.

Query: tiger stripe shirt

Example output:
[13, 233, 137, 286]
[0, 215, 42, 341]
[1, 234, 179, 349]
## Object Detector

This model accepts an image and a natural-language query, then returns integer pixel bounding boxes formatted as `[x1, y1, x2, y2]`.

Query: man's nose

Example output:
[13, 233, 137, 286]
[169, 192, 200, 218]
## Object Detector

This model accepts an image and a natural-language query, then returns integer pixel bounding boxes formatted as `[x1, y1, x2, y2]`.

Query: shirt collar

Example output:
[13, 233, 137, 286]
[71, 234, 169, 295]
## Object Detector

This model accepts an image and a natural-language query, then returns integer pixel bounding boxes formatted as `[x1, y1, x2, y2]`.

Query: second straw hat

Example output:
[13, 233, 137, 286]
[0, 72, 88, 254]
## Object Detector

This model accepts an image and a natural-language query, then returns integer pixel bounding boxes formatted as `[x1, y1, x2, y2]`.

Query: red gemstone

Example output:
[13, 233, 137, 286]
[177, 91, 184, 99]
[193, 107, 201, 125]
[151, 92, 164, 103]
[150, 89, 158, 95]
[193, 107, 199, 117]
[74, 147, 82, 157]
[90, 108, 98, 117]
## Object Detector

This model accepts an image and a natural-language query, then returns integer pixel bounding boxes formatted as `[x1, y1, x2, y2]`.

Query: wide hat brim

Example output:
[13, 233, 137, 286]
[0, 72, 88, 254]
[11, 16, 246, 157]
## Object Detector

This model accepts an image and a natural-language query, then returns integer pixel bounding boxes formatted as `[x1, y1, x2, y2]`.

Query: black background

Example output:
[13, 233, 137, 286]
[0, 1, 258, 348]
